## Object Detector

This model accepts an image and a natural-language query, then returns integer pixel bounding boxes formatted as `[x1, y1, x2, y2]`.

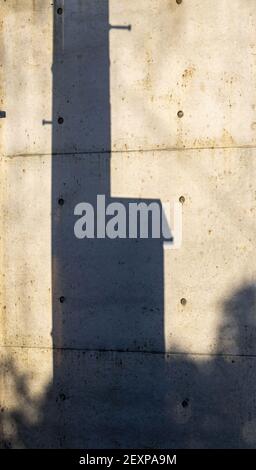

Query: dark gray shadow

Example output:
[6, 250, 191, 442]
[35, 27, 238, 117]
[1, 282, 256, 448]
[50, 0, 165, 447]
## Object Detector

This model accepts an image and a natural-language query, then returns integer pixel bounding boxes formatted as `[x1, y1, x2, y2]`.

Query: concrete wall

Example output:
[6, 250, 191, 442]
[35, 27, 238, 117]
[0, 0, 256, 448]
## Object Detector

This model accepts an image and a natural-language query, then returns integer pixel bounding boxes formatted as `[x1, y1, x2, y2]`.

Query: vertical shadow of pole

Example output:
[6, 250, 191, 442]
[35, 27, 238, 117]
[51, 0, 165, 447]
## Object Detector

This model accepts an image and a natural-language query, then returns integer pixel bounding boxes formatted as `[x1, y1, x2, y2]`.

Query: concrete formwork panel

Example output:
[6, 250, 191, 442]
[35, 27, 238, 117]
[0, 0, 256, 449]
[0, 347, 256, 449]
[1, 1, 256, 155]
[1, 148, 256, 357]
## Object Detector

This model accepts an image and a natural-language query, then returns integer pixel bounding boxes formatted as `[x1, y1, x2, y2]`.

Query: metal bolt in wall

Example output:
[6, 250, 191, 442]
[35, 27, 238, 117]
[58, 198, 65, 206]
[182, 399, 189, 408]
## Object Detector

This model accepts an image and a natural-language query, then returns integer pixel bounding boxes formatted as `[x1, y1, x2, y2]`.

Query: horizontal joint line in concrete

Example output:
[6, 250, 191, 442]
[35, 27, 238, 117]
[1, 344, 256, 359]
[4, 143, 256, 159]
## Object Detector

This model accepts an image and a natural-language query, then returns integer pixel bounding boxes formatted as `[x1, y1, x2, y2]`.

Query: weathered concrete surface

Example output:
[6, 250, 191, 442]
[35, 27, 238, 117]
[1, 0, 256, 155]
[0, 0, 53, 157]
[0, 0, 256, 449]
[2, 148, 256, 356]
[0, 347, 256, 449]
[111, 147, 256, 355]
[110, 0, 256, 152]
[0, 155, 52, 349]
